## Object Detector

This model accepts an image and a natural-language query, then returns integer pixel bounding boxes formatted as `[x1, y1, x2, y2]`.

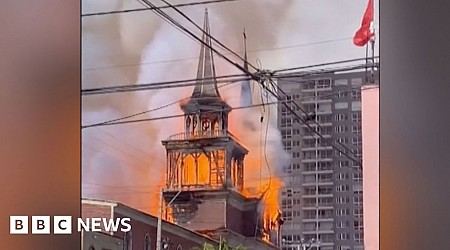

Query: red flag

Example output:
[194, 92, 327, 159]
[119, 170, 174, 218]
[353, 0, 374, 46]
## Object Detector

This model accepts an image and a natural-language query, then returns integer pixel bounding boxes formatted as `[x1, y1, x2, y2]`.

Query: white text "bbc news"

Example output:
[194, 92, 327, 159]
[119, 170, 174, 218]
[10, 216, 131, 234]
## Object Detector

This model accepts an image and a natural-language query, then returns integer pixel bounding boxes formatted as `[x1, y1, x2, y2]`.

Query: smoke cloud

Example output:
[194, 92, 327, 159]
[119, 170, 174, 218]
[83, 0, 370, 215]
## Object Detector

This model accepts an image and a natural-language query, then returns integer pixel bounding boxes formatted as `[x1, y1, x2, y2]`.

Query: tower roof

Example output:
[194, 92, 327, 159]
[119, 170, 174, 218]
[191, 9, 220, 99]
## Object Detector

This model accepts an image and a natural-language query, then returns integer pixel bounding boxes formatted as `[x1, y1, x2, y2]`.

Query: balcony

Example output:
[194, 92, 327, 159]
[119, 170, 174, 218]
[166, 129, 241, 143]
[301, 145, 334, 151]
[302, 217, 334, 223]
[302, 229, 334, 235]
[301, 158, 333, 163]
[302, 205, 334, 210]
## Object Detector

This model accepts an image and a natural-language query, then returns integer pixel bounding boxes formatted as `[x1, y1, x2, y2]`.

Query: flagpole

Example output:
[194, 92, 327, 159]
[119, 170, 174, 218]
[370, 0, 376, 83]
[365, 42, 369, 83]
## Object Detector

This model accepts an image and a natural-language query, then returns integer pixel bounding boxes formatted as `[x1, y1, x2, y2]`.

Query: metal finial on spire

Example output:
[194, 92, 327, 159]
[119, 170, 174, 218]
[240, 28, 252, 107]
[191, 8, 220, 98]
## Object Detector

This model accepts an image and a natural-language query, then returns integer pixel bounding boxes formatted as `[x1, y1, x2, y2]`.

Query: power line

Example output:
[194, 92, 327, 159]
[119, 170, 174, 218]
[270, 78, 362, 164]
[81, 62, 376, 96]
[81, 0, 239, 17]
[138, 0, 258, 81]
[252, 75, 362, 167]
[82, 84, 376, 130]
[158, 0, 258, 71]
[83, 37, 354, 72]
[82, 74, 248, 95]
[272, 57, 379, 74]
[84, 0, 373, 168]
[82, 81, 238, 128]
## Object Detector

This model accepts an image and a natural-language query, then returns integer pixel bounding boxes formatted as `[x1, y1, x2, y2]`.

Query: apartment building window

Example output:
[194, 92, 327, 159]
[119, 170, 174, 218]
[336, 196, 350, 204]
[281, 199, 292, 209]
[334, 125, 348, 133]
[293, 129, 300, 135]
[318, 162, 332, 171]
[354, 208, 363, 218]
[335, 102, 349, 110]
[353, 195, 363, 205]
[336, 137, 348, 144]
[353, 172, 363, 181]
[281, 117, 292, 128]
[319, 197, 333, 206]
[336, 209, 350, 216]
[292, 199, 302, 205]
[318, 103, 332, 113]
[302, 151, 316, 159]
[336, 221, 350, 228]
[318, 187, 333, 195]
[303, 163, 315, 172]
[283, 211, 293, 221]
[336, 185, 350, 192]
[291, 163, 301, 170]
[337, 246, 351, 250]
[290, 175, 301, 183]
[352, 113, 362, 122]
[354, 232, 364, 243]
[336, 173, 350, 180]
[335, 91, 349, 98]
[335, 114, 348, 121]
[334, 79, 348, 86]
[318, 114, 332, 123]
[352, 125, 362, 134]
[292, 152, 301, 158]
[336, 233, 350, 241]
[354, 220, 364, 231]
[351, 90, 361, 99]
[281, 129, 292, 139]
[351, 78, 363, 86]
[318, 173, 333, 182]
[337, 161, 350, 168]
[351, 101, 362, 111]
[352, 148, 362, 157]
[317, 79, 331, 88]
[305, 187, 317, 195]
[352, 137, 362, 146]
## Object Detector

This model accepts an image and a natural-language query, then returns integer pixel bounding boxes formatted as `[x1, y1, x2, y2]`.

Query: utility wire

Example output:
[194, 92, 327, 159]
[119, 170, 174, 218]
[272, 56, 379, 74]
[82, 81, 237, 128]
[266, 78, 362, 167]
[158, 0, 258, 71]
[83, 85, 378, 130]
[82, 62, 377, 96]
[82, 0, 239, 17]
[83, 37, 354, 72]
[82, 74, 248, 95]
[84, 0, 374, 167]
[139, 0, 258, 82]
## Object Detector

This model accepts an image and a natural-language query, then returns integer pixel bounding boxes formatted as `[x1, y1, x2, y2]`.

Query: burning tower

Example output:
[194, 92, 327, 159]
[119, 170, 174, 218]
[161, 9, 282, 248]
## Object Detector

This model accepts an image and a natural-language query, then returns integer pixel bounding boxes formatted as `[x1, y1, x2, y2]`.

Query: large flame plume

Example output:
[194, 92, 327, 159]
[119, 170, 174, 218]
[82, 0, 294, 217]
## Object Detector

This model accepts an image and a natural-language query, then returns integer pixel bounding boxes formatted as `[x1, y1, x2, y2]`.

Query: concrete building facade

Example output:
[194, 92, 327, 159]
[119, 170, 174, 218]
[277, 69, 379, 250]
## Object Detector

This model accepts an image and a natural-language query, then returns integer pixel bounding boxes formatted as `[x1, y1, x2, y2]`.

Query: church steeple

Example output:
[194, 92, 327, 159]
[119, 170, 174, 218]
[191, 8, 220, 98]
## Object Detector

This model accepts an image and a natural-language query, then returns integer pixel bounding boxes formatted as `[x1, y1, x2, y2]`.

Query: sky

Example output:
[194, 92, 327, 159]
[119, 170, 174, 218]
[81, 0, 380, 214]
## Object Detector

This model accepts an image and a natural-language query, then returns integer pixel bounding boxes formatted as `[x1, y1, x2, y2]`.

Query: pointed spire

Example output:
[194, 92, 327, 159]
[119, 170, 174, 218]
[191, 8, 220, 99]
[240, 28, 252, 107]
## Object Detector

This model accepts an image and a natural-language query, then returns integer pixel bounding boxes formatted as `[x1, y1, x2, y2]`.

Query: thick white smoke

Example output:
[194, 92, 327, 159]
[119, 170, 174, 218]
[82, 0, 368, 215]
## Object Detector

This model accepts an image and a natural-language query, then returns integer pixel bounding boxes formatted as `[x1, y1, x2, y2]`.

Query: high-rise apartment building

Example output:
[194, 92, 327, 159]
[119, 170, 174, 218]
[277, 69, 379, 250]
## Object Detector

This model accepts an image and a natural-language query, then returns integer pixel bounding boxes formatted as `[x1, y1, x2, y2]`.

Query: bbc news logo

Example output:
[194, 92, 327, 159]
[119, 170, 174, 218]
[10, 216, 131, 234]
